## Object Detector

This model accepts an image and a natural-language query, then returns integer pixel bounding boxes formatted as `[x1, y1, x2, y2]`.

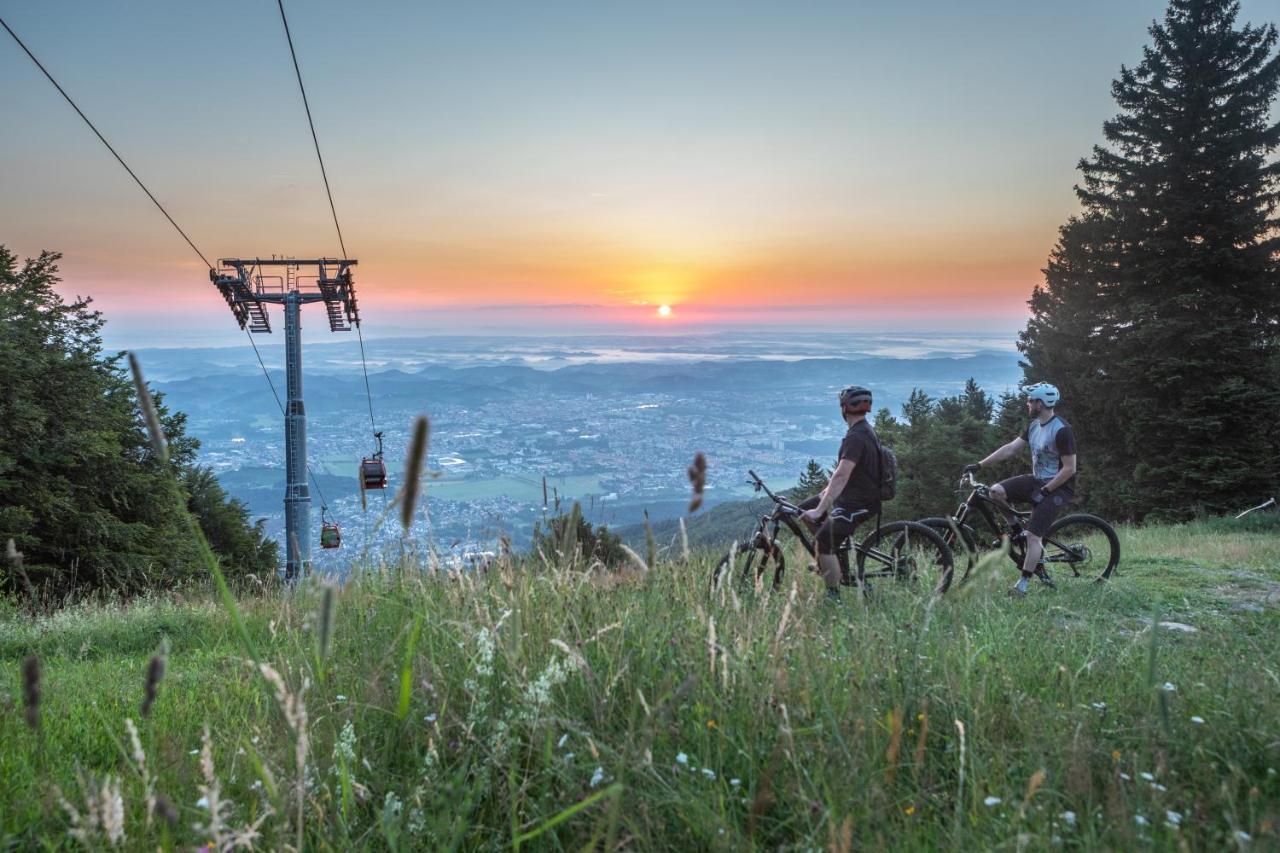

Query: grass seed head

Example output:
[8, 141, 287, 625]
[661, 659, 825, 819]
[128, 352, 168, 463]
[687, 452, 707, 513]
[316, 583, 337, 662]
[141, 653, 166, 717]
[401, 416, 430, 533]
[22, 654, 40, 729]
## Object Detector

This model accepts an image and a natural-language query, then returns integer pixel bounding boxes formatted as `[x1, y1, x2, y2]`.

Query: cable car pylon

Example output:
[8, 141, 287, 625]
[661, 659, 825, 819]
[212, 257, 359, 580]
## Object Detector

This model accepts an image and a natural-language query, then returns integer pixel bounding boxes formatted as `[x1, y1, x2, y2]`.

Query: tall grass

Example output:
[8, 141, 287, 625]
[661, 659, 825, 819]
[2, 519, 1278, 848]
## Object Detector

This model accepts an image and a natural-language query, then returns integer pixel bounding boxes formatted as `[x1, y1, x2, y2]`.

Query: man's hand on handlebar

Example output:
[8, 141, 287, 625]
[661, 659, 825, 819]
[963, 463, 981, 476]
[800, 507, 825, 528]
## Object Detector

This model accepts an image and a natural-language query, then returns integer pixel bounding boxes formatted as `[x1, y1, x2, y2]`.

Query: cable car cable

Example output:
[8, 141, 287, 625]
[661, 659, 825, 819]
[1, 15, 214, 271]
[274, 0, 347, 260]
[244, 328, 332, 511]
[273, 1, 380, 440]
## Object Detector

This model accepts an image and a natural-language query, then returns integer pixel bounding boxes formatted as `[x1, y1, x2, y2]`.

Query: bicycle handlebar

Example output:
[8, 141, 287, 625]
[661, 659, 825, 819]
[747, 470, 801, 514]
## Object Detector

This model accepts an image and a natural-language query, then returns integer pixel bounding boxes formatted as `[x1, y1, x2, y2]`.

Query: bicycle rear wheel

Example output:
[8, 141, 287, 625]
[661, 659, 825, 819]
[1040, 513, 1120, 583]
[857, 520, 955, 594]
[710, 539, 785, 592]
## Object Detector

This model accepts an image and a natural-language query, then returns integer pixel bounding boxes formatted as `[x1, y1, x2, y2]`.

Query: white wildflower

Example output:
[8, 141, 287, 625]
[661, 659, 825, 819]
[675, 752, 689, 766]
[1060, 810, 1077, 827]
[1134, 815, 1149, 827]
[557, 733, 569, 748]
[1190, 715, 1205, 724]
[984, 796, 1002, 807]
[1091, 702, 1107, 711]
[1165, 810, 1182, 827]
[424, 713, 437, 723]
[333, 720, 357, 777]
[589, 766, 605, 788]
[1140, 771, 1155, 782]
[336, 694, 347, 701]
[1162, 682, 1176, 692]
[1235, 830, 1251, 842]
[1120, 772, 1132, 781]
[730, 778, 741, 787]
[196, 796, 209, 809]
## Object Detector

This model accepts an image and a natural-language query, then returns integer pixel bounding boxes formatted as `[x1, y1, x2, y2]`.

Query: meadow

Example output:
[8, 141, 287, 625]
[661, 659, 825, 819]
[2, 516, 1278, 850]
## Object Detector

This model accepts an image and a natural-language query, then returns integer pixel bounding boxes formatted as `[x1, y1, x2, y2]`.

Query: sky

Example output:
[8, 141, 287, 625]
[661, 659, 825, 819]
[2, 0, 1276, 347]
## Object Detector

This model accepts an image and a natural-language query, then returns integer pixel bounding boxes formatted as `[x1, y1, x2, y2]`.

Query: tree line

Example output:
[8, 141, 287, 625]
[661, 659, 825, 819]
[0, 247, 277, 598]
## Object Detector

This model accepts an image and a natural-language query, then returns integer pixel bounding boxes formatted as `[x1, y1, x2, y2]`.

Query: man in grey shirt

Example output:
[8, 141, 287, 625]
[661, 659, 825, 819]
[965, 383, 1078, 596]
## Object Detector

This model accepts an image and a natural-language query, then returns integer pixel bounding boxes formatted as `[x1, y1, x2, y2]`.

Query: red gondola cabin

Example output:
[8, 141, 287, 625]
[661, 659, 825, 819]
[320, 521, 342, 549]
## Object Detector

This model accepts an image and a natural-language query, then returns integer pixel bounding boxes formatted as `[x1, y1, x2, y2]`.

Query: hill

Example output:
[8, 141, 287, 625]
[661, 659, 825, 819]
[2, 515, 1278, 848]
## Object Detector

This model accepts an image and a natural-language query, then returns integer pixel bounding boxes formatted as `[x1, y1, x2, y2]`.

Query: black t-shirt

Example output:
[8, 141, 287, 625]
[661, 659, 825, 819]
[834, 420, 881, 508]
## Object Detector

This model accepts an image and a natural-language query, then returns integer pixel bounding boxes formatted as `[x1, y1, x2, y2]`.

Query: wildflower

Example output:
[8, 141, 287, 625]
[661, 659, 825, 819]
[336, 694, 347, 701]
[557, 733, 569, 748]
[1134, 815, 1150, 827]
[1091, 702, 1107, 711]
[1111, 749, 1121, 762]
[1120, 772, 1132, 781]
[676, 752, 689, 766]
[701, 768, 716, 780]
[984, 796, 1002, 807]
[1165, 810, 1182, 827]
[729, 778, 741, 787]
[1152, 782, 1167, 792]
[1235, 830, 1251, 841]
[1162, 682, 1176, 692]
[196, 796, 210, 809]
[904, 805, 916, 816]
[707, 719, 717, 730]
[1140, 772, 1155, 782]
[589, 767, 605, 788]
[1060, 811, 1077, 827]
[424, 713, 437, 723]
[1190, 715, 1205, 724]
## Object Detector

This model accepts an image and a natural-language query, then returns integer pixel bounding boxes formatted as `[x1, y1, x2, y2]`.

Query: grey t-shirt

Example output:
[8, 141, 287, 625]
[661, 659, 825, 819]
[1021, 416, 1076, 489]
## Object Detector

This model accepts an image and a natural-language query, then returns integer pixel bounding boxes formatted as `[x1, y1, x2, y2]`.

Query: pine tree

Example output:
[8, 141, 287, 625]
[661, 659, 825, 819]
[793, 459, 830, 501]
[1021, 0, 1280, 519]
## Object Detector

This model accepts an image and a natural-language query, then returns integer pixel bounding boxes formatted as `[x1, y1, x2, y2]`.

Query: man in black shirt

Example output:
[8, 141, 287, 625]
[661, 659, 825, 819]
[798, 385, 882, 600]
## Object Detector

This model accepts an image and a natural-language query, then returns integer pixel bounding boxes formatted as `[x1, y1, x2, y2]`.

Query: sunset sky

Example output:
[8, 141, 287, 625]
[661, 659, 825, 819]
[3, 0, 1275, 346]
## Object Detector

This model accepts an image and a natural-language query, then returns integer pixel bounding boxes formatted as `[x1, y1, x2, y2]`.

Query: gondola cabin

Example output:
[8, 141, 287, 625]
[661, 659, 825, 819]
[360, 457, 387, 490]
[320, 521, 342, 549]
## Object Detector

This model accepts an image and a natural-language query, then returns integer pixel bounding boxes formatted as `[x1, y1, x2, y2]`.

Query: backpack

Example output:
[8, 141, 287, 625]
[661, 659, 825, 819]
[876, 438, 898, 502]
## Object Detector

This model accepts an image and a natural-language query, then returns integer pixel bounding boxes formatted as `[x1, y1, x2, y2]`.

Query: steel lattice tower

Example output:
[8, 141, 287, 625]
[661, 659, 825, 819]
[211, 258, 359, 580]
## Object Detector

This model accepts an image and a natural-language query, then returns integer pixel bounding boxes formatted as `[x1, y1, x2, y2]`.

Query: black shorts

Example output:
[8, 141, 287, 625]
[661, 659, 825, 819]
[995, 475, 1073, 538]
[798, 495, 879, 555]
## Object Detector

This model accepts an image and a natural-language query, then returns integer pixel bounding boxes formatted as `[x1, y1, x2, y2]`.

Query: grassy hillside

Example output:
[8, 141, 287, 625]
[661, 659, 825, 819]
[2, 517, 1279, 849]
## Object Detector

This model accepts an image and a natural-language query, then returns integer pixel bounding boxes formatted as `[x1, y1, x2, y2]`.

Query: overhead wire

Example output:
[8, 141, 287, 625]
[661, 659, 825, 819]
[274, 0, 380, 440]
[1, 15, 214, 270]
[3, 14, 339, 517]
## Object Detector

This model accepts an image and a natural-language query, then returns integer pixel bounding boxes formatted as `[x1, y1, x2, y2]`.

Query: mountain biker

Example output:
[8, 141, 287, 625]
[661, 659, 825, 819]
[964, 382, 1077, 596]
[798, 386, 882, 600]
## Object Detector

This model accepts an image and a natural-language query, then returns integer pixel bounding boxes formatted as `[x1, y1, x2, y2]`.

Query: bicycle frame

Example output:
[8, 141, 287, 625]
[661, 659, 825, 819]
[743, 470, 900, 578]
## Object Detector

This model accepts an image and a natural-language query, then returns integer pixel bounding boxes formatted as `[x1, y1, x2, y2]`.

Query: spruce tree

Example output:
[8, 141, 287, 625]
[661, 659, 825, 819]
[793, 460, 830, 501]
[1021, 0, 1280, 519]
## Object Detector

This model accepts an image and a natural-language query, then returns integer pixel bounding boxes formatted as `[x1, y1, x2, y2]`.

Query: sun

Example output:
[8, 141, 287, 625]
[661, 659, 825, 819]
[657, 304, 672, 317]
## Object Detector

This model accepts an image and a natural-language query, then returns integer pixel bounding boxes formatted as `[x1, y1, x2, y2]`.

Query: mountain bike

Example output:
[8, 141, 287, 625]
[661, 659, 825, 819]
[712, 470, 955, 594]
[917, 470, 1120, 584]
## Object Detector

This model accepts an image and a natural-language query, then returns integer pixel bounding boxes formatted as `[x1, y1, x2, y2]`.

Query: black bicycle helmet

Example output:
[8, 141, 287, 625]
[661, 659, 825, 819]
[838, 385, 873, 413]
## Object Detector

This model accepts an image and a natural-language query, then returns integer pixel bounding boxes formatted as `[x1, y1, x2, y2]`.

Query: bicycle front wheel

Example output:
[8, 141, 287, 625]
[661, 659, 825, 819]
[857, 520, 955, 594]
[710, 539, 785, 592]
[1040, 513, 1120, 583]
[917, 516, 979, 583]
